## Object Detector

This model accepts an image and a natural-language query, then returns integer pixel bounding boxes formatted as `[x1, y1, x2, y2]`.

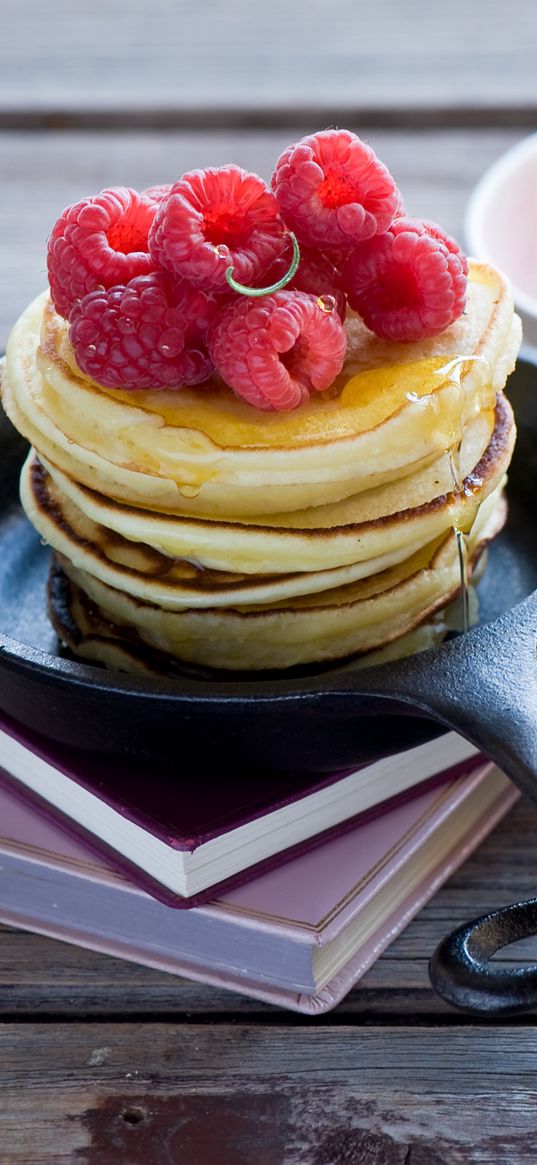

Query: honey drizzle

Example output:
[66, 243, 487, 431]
[444, 358, 481, 634]
[448, 448, 470, 634]
[406, 354, 491, 636]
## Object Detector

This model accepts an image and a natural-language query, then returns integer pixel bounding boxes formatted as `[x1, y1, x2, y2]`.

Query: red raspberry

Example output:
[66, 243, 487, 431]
[271, 130, 401, 250]
[265, 243, 346, 319]
[149, 165, 287, 293]
[69, 273, 215, 390]
[143, 184, 172, 204]
[208, 290, 347, 412]
[340, 217, 468, 342]
[47, 187, 158, 320]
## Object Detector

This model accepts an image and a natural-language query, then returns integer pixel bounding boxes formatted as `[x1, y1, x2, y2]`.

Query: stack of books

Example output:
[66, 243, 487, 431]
[0, 713, 517, 1013]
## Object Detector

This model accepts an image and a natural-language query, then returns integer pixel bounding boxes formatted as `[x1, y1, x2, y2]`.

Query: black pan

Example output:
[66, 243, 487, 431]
[1, 357, 536, 781]
[1, 355, 537, 1013]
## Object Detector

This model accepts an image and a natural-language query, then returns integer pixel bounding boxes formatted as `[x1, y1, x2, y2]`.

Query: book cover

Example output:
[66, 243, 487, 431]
[0, 711, 483, 904]
[0, 764, 518, 1013]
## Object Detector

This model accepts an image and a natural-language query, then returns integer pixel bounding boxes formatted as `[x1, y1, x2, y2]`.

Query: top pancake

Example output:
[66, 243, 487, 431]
[2, 262, 521, 517]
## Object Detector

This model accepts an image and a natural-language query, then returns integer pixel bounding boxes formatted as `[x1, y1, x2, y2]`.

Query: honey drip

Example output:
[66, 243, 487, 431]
[455, 529, 470, 633]
[405, 354, 492, 636]
[442, 358, 487, 634]
[448, 448, 470, 634]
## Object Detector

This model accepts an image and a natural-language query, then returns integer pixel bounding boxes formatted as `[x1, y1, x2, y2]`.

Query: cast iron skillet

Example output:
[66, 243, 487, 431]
[1, 356, 537, 1013]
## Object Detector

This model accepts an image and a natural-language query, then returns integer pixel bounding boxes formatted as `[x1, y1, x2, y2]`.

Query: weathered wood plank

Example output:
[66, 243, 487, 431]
[1, 0, 537, 121]
[1, 932, 535, 1019]
[0, 126, 525, 348]
[1, 1023, 537, 1164]
[0, 800, 534, 1019]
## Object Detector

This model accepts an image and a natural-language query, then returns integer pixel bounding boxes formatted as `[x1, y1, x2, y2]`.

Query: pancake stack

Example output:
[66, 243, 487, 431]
[1, 261, 520, 673]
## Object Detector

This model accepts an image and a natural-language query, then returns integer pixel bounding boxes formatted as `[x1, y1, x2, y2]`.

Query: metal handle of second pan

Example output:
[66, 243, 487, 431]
[429, 899, 537, 1014]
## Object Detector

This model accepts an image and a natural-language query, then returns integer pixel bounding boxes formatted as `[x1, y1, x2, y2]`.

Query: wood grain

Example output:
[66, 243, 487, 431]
[0, 126, 526, 348]
[2, 1023, 537, 1164]
[1, 0, 537, 123]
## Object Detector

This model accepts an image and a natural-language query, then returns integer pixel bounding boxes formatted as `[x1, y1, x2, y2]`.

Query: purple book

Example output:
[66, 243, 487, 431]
[0, 711, 484, 905]
[0, 765, 518, 1013]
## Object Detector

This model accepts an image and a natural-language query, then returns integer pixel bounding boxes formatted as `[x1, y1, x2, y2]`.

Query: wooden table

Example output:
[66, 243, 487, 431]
[2, 2, 537, 1160]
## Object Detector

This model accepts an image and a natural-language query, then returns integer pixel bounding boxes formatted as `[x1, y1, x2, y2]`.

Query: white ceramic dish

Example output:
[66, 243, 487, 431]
[465, 133, 537, 349]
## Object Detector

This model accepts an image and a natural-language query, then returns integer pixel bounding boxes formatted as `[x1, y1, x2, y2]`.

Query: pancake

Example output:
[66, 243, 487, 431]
[21, 392, 514, 609]
[2, 262, 521, 517]
[47, 555, 455, 680]
[49, 483, 506, 671]
[22, 454, 435, 607]
[32, 395, 500, 575]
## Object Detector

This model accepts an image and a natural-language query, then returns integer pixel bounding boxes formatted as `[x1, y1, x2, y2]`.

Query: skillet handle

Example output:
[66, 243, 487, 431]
[355, 589, 537, 801]
[357, 592, 537, 1014]
[429, 898, 537, 1014]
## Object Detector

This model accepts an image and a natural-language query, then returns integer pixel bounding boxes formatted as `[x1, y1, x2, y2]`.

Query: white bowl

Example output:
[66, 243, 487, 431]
[465, 134, 537, 349]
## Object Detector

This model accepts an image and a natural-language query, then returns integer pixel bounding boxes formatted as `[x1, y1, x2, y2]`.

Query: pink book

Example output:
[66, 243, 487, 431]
[0, 764, 517, 1013]
[0, 711, 484, 905]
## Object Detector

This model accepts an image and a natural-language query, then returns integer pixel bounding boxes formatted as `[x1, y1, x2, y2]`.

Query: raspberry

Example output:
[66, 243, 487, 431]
[271, 130, 401, 250]
[69, 273, 216, 390]
[47, 188, 157, 320]
[149, 165, 287, 293]
[208, 290, 347, 411]
[143, 184, 172, 204]
[265, 243, 346, 319]
[340, 217, 468, 342]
